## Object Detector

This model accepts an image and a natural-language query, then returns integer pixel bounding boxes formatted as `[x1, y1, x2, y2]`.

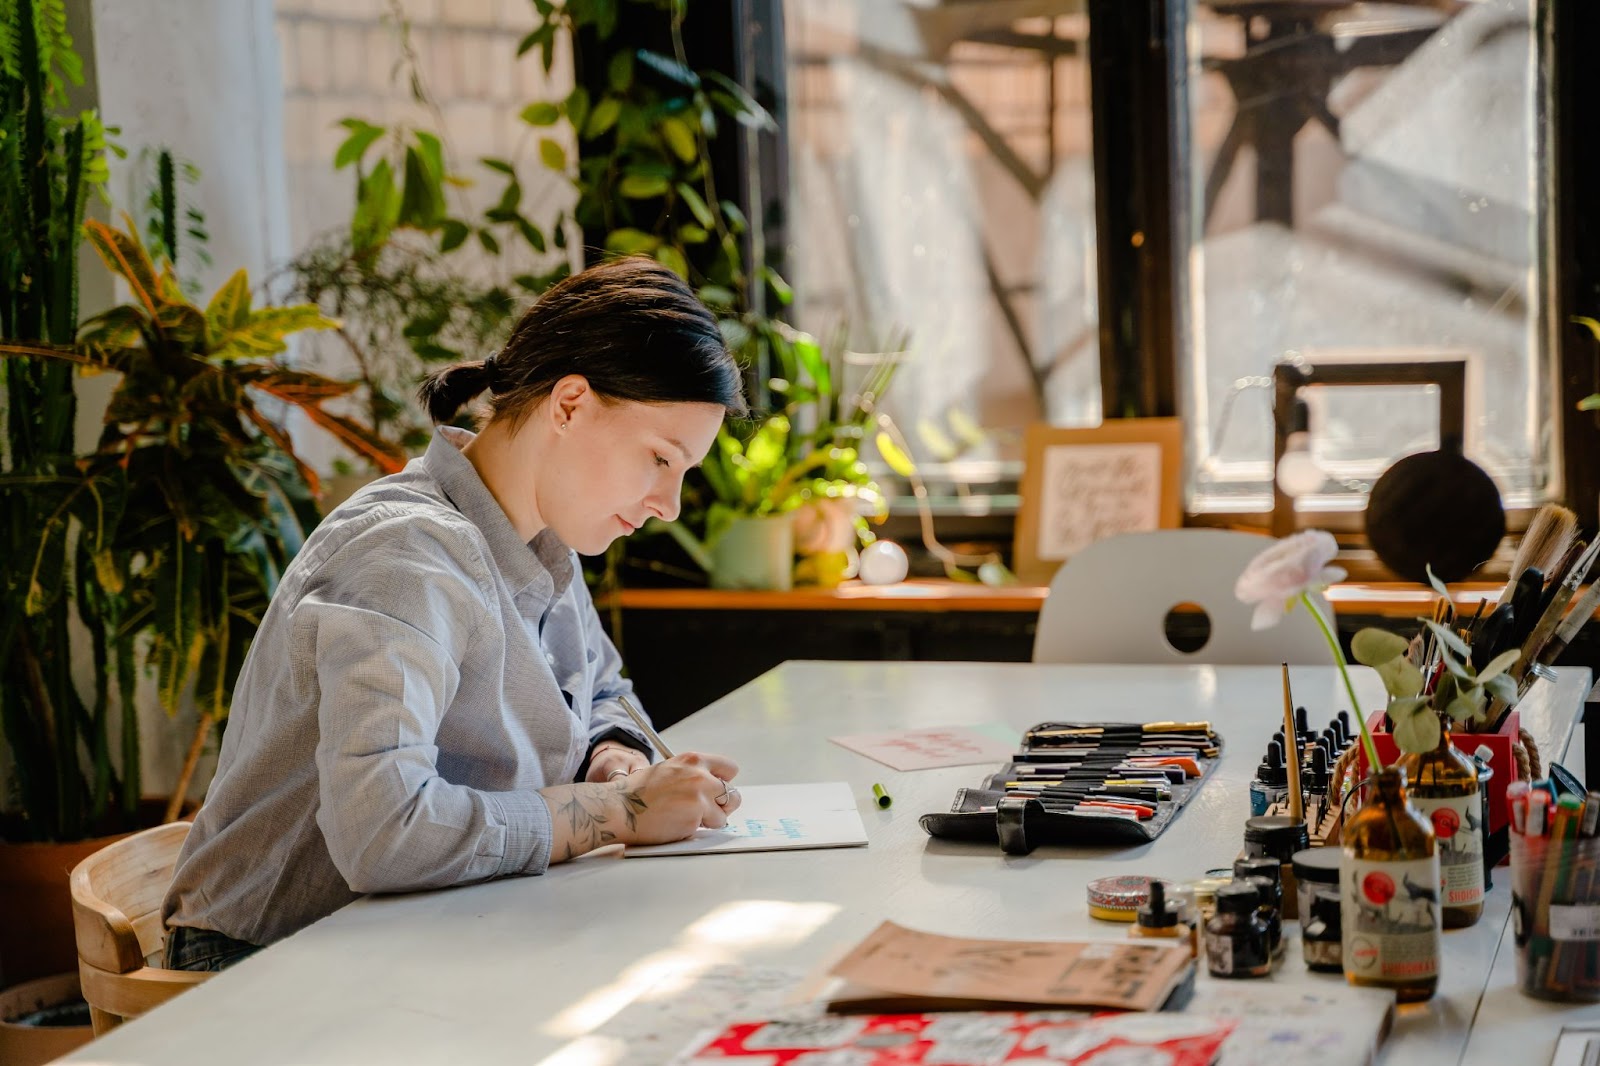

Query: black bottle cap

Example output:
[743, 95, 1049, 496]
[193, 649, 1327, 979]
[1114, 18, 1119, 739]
[1244, 815, 1311, 862]
[1234, 856, 1281, 885]
[1137, 880, 1179, 929]
[1216, 882, 1260, 915]
[1291, 846, 1341, 885]
[1295, 706, 1310, 737]
[1259, 742, 1287, 786]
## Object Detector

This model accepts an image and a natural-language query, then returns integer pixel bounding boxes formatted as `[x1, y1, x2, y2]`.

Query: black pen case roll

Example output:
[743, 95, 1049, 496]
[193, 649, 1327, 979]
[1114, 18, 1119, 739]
[919, 721, 1223, 854]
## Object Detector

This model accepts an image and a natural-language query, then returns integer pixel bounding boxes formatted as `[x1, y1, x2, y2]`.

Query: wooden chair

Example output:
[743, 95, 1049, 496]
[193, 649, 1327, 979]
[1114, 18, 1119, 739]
[69, 822, 210, 1035]
[1032, 528, 1335, 665]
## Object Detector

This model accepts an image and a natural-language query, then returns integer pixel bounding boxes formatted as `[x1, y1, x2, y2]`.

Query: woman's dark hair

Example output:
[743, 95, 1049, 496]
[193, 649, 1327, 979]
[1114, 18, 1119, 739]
[417, 257, 747, 426]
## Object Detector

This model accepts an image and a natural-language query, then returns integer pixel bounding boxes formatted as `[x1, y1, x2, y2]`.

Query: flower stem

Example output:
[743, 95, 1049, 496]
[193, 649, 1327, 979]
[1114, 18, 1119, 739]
[1301, 591, 1384, 772]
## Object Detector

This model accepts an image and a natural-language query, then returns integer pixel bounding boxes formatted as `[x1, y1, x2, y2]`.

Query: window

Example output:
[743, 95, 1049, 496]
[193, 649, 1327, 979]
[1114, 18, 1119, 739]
[781, 0, 1103, 470]
[1172, 0, 1555, 520]
[752, 0, 1590, 553]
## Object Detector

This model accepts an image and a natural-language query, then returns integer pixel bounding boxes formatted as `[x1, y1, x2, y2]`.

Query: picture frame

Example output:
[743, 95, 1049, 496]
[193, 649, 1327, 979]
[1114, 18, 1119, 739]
[1271, 354, 1468, 536]
[1013, 418, 1184, 585]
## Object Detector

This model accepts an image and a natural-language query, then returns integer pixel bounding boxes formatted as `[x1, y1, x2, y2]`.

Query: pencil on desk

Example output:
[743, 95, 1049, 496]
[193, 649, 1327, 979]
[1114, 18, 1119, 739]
[617, 695, 675, 760]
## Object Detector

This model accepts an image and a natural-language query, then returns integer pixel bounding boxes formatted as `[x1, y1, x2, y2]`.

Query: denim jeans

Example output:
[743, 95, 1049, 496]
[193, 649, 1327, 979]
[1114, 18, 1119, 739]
[163, 925, 263, 973]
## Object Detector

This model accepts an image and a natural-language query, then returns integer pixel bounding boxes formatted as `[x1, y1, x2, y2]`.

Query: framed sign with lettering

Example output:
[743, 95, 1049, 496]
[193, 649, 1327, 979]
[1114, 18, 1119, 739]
[1013, 419, 1184, 585]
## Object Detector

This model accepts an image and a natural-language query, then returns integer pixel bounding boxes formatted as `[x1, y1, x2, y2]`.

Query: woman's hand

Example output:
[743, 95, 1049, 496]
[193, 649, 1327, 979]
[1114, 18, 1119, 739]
[622, 752, 742, 841]
[584, 740, 650, 784]
[539, 751, 742, 863]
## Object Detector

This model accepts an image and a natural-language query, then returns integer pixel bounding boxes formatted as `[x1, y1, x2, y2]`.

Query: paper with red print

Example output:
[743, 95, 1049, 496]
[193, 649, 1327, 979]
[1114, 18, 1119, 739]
[829, 726, 1018, 771]
[673, 1011, 1234, 1066]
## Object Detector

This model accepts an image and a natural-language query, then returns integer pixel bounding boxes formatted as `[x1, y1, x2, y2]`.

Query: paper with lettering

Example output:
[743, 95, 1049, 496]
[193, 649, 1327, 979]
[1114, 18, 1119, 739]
[828, 921, 1193, 1013]
[829, 725, 1017, 771]
[623, 782, 868, 857]
[672, 1011, 1235, 1066]
[1036, 442, 1162, 560]
[1185, 983, 1394, 1066]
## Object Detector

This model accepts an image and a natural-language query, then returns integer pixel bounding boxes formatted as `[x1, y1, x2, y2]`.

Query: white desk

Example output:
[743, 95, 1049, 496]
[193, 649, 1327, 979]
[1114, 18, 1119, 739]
[60, 662, 1591, 1066]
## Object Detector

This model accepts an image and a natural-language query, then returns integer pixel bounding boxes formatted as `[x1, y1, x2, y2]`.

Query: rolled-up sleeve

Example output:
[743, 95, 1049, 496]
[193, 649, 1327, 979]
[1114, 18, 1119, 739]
[304, 519, 554, 894]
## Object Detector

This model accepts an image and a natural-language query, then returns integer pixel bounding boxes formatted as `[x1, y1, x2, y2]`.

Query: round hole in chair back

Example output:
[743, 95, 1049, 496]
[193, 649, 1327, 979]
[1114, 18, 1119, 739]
[1163, 602, 1211, 655]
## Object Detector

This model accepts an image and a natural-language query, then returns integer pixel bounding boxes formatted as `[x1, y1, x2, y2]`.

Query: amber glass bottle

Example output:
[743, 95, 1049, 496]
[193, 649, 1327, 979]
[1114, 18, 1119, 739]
[1397, 713, 1484, 928]
[1340, 767, 1441, 1003]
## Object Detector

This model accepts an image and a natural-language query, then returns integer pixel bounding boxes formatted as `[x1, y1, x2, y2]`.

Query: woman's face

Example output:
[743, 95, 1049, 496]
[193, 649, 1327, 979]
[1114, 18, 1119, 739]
[536, 380, 725, 556]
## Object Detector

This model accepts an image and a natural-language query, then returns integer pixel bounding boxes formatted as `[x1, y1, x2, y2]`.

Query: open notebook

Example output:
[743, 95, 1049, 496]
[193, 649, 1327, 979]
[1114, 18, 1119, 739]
[624, 782, 869, 857]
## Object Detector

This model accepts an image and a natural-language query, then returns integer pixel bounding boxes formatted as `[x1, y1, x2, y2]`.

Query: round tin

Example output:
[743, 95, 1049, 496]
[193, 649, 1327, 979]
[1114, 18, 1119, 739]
[1087, 875, 1159, 922]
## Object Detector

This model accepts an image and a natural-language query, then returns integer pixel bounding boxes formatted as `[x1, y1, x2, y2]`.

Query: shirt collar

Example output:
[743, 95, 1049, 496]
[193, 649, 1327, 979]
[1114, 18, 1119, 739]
[423, 426, 574, 600]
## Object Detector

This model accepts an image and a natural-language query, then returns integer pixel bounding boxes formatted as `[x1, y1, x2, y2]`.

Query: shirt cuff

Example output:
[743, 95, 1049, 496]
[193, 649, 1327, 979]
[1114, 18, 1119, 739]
[575, 726, 655, 781]
[490, 789, 553, 876]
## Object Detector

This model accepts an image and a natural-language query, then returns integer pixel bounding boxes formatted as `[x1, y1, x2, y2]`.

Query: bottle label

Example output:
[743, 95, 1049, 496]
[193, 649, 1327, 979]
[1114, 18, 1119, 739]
[1549, 905, 1600, 941]
[1411, 794, 1484, 908]
[1204, 930, 1233, 975]
[1341, 854, 1441, 982]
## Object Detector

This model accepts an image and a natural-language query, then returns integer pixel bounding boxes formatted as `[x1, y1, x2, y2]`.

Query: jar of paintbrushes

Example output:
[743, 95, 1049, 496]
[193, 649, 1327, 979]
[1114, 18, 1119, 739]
[1510, 781, 1600, 1002]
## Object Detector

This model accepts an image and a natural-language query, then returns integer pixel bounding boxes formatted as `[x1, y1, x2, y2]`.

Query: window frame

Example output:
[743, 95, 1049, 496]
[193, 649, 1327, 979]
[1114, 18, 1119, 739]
[629, 0, 1598, 566]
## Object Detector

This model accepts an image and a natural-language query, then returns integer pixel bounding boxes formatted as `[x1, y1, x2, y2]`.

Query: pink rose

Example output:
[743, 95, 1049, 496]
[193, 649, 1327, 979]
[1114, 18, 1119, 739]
[1234, 530, 1346, 630]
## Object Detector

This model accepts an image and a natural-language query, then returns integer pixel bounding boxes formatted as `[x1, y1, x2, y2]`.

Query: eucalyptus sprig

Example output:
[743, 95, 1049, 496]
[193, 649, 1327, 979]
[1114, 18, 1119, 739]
[1350, 570, 1520, 753]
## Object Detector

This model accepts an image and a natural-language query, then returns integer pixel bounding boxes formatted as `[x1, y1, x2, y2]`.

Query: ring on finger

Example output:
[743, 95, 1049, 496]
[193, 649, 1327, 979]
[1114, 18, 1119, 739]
[715, 779, 738, 806]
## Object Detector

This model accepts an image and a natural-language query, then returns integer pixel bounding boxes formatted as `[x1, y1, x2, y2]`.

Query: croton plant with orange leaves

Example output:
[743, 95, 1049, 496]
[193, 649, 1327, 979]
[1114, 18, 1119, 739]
[1, 218, 404, 827]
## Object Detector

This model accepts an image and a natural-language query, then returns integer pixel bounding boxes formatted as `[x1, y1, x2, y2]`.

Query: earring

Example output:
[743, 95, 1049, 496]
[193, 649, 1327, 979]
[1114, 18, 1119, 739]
[559, 422, 568, 431]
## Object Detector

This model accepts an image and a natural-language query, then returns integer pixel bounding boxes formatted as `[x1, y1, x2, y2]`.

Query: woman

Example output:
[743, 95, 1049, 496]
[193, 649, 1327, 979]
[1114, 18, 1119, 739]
[162, 258, 746, 972]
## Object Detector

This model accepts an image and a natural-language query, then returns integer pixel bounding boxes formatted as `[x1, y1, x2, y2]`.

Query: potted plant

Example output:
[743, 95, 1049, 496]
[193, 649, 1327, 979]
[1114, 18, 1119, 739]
[654, 322, 899, 590]
[0, 215, 403, 983]
[0, 0, 124, 993]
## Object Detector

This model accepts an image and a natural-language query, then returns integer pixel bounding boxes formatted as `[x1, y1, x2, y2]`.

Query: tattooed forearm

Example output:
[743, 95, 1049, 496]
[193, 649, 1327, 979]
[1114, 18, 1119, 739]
[541, 779, 649, 862]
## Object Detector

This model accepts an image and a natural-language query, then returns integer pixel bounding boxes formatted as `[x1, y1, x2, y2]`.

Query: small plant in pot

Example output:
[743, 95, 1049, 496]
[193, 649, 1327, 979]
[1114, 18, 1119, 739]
[653, 322, 900, 590]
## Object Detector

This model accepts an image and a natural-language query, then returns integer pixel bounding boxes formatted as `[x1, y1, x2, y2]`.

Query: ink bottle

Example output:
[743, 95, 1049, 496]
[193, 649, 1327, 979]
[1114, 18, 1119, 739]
[1250, 740, 1288, 816]
[1129, 880, 1184, 946]
[1237, 873, 1282, 958]
[1165, 884, 1201, 960]
[1291, 846, 1341, 923]
[1396, 711, 1485, 929]
[1205, 883, 1271, 979]
[1341, 767, 1440, 1003]
[1302, 887, 1343, 973]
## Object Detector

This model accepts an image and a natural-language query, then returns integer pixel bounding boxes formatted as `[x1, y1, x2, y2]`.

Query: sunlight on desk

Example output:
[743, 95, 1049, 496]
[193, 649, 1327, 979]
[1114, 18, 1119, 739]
[542, 900, 838, 1039]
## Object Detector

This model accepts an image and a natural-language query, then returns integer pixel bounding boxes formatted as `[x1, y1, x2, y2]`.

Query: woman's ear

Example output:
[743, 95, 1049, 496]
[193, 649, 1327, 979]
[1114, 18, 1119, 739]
[548, 375, 592, 429]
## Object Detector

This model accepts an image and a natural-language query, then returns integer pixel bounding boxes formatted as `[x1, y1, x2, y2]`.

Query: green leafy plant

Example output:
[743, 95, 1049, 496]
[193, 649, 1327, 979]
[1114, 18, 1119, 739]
[1350, 569, 1521, 754]
[1, 218, 405, 836]
[287, 4, 565, 461]
[653, 323, 899, 575]
[1, 0, 123, 841]
[308, 0, 788, 465]
[520, 0, 778, 310]
[290, 232, 519, 454]
[137, 146, 210, 297]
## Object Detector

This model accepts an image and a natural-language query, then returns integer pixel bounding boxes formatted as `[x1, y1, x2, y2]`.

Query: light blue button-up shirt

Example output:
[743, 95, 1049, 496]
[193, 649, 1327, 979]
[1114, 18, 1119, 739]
[163, 427, 649, 946]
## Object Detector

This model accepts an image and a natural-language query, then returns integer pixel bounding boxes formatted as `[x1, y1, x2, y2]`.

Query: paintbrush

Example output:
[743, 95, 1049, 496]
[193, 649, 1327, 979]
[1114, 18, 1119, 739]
[1498, 504, 1578, 608]
[1534, 579, 1600, 671]
[1282, 663, 1304, 825]
[1517, 538, 1600, 678]
[1465, 598, 1489, 643]
[1546, 538, 1591, 603]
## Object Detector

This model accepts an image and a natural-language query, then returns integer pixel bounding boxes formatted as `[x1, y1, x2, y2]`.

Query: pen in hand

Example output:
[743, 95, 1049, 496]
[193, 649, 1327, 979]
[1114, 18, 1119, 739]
[617, 694, 676, 760]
